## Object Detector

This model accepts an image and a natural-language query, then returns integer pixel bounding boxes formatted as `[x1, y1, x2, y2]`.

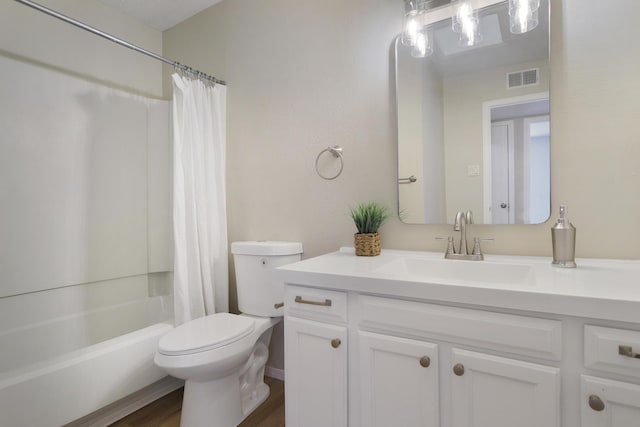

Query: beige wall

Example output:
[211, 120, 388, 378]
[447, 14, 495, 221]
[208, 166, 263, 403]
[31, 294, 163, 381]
[164, 0, 640, 265]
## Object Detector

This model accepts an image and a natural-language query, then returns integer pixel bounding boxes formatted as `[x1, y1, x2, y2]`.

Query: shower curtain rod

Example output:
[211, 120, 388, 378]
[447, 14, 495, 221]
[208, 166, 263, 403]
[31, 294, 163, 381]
[14, 0, 227, 86]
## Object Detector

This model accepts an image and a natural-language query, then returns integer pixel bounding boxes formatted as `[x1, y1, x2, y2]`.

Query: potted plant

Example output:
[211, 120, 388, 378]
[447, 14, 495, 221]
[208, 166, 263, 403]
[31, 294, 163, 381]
[350, 202, 389, 256]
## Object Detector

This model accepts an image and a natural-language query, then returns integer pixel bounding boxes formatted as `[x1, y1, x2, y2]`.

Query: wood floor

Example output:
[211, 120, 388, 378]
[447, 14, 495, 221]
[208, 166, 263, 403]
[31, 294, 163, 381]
[109, 377, 284, 427]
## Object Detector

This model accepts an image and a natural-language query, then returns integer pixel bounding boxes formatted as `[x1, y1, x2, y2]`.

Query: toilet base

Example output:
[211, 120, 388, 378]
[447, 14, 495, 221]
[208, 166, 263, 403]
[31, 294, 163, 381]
[179, 327, 275, 427]
[181, 374, 244, 427]
[180, 369, 272, 427]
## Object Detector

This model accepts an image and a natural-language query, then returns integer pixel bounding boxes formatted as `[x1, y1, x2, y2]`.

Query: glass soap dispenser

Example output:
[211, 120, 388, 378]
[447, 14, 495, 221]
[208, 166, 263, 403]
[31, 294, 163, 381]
[551, 204, 576, 268]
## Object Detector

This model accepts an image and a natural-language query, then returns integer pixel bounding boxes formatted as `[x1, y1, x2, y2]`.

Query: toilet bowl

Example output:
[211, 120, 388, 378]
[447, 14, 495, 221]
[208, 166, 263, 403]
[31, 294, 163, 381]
[154, 241, 302, 427]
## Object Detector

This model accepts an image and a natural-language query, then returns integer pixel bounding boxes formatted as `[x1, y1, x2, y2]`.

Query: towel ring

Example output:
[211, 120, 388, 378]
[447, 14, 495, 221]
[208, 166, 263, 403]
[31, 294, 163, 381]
[315, 146, 344, 180]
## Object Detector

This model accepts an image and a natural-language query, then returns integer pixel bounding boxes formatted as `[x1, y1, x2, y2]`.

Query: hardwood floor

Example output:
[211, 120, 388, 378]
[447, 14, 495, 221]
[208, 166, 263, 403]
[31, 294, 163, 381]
[109, 377, 284, 427]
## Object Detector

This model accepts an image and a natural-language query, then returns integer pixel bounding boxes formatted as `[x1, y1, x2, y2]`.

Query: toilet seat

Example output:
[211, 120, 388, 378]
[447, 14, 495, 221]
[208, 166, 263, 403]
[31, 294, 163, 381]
[158, 313, 256, 356]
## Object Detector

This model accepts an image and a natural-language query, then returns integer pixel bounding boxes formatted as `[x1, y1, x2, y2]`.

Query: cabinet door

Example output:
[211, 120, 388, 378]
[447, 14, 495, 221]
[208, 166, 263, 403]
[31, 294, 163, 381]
[581, 375, 640, 427]
[284, 316, 347, 427]
[358, 331, 439, 427]
[450, 348, 560, 427]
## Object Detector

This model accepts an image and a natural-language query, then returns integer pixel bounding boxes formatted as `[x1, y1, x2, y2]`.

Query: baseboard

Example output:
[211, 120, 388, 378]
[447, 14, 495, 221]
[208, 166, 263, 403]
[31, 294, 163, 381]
[265, 365, 285, 381]
[64, 376, 184, 427]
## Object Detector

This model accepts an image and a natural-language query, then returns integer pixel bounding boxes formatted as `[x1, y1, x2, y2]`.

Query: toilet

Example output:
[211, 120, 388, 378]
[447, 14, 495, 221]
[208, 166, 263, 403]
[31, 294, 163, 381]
[154, 241, 303, 427]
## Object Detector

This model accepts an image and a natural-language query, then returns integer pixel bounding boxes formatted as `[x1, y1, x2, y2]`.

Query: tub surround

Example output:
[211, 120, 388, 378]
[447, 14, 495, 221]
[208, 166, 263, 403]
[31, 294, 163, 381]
[279, 248, 640, 427]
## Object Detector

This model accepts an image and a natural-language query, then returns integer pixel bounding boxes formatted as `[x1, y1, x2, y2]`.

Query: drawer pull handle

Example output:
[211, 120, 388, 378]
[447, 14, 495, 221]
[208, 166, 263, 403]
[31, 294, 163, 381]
[618, 345, 640, 358]
[331, 338, 341, 348]
[294, 296, 332, 307]
[588, 395, 605, 412]
[419, 356, 431, 368]
[453, 363, 465, 376]
[274, 302, 284, 309]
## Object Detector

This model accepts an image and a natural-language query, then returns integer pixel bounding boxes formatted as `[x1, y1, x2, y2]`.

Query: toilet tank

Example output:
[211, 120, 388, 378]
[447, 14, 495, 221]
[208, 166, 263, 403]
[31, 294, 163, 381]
[231, 241, 303, 317]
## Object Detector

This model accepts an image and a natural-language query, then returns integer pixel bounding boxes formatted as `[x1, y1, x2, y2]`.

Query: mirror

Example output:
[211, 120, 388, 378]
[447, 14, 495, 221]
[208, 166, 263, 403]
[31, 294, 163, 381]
[396, 0, 550, 224]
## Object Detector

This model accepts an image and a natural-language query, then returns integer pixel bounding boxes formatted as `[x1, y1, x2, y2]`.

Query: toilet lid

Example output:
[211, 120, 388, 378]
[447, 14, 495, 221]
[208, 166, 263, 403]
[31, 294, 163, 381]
[158, 313, 256, 356]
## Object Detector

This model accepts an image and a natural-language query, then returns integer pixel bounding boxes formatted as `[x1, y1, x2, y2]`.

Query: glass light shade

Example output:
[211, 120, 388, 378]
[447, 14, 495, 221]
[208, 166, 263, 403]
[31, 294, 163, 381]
[509, 0, 540, 34]
[451, 0, 479, 34]
[458, 18, 482, 47]
[401, 10, 421, 46]
[411, 28, 433, 58]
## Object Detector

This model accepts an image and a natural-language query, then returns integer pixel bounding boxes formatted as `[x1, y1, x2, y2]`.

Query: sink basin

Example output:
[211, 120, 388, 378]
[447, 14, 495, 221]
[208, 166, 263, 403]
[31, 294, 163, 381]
[374, 257, 535, 287]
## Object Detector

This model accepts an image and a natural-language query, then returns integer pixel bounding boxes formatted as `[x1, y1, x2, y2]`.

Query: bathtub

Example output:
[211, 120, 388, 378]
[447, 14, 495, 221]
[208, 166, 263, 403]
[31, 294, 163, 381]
[0, 274, 178, 427]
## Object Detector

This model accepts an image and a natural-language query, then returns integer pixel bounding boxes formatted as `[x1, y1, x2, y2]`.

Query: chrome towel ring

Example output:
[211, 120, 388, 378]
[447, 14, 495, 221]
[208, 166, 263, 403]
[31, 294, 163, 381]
[315, 146, 344, 180]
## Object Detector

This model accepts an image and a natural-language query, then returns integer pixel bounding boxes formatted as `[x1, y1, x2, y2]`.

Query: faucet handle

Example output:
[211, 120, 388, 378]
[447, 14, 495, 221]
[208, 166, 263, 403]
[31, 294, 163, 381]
[472, 237, 494, 256]
[436, 236, 455, 255]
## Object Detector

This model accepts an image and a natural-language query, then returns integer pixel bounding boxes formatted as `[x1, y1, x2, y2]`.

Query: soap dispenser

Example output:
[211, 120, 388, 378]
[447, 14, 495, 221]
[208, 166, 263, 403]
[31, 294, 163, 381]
[551, 204, 576, 268]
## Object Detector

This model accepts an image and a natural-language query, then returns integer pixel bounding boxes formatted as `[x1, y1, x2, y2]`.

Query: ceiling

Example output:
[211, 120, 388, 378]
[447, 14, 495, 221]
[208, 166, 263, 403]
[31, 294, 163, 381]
[97, 0, 224, 31]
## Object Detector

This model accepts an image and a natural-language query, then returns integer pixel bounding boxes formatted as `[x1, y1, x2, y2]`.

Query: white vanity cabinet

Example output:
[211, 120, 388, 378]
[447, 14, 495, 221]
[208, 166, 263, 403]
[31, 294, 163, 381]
[581, 326, 640, 426]
[358, 331, 439, 427]
[449, 348, 559, 427]
[354, 294, 561, 427]
[581, 375, 640, 427]
[277, 248, 640, 427]
[283, 286, 348, 427]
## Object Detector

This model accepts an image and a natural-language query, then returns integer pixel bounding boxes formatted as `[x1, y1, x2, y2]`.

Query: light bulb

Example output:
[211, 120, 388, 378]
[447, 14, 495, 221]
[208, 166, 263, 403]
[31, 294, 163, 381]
[411, 28, 433, 58]
[452, 0, 478, 34]
[509, 0, 540, 34]
[402, 11, 421, 46]
[458, 18, 481, 47]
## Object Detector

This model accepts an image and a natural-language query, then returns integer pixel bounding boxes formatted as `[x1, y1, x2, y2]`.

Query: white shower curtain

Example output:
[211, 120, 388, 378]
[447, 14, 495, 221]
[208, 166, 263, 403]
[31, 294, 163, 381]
[172, 74, 228, 325]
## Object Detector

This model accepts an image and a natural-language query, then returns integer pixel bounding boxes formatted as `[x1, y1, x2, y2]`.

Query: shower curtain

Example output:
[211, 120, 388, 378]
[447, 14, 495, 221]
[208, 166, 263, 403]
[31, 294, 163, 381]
[172, 74, 228, 325]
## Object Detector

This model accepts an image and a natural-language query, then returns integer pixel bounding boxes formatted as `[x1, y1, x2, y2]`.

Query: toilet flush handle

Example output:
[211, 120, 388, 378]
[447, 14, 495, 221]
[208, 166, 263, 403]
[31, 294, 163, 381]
[274, 302, 284, 309]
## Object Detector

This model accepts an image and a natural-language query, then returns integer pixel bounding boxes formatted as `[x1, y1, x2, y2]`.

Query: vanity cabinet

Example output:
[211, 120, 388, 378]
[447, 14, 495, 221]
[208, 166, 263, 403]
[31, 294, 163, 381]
[581, 325, 640, 426]
[284, 286, 348, 427]
[450, 348, 559, 427]
[284, 288, 562, 426]
[358, 331, 439, 427]
[354, 294, 561, 427]
[581, 375, 640, 427]
[278, 248, 640, 427]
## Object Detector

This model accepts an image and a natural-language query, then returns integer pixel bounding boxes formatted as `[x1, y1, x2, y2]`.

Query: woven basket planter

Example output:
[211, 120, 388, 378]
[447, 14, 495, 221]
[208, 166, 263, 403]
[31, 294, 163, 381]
[354, 232, 381, 256]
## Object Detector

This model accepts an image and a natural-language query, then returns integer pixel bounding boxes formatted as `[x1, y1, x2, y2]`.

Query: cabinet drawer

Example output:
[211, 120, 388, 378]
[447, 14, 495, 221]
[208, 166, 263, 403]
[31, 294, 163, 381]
[585, 325, 640, 378]
[358, 295, 562, 360]
[285, 285, 347, 324]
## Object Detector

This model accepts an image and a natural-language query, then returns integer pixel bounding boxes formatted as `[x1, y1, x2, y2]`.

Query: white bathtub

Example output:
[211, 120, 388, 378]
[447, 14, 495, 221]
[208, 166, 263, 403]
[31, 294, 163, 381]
[0, 274, 177, 427]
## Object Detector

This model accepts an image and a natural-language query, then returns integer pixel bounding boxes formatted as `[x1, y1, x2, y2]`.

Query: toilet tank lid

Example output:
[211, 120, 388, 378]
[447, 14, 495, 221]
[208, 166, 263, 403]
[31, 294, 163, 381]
[231, 241, 303, 256]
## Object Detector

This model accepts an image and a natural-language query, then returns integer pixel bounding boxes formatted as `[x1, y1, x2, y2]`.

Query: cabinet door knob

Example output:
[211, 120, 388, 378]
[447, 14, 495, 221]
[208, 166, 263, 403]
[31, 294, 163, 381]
[419, 356, 431, 368]
[588, 395, 605, 412]
[331, 338, 341, 348]
[453, 363, 465, 376]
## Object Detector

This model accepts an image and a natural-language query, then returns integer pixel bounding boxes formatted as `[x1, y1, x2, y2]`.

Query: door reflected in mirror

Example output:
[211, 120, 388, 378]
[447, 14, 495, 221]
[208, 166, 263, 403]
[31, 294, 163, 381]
[396, 0, 550, 225]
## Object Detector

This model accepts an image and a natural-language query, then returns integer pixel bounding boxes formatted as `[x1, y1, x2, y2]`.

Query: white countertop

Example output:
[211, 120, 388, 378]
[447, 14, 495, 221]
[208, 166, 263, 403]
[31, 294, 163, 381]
[277, 248, 640, 323]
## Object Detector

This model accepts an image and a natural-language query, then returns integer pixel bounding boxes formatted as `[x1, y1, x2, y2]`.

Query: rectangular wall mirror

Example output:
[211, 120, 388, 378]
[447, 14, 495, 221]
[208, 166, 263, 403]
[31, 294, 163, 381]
[396, 0, 550, 225]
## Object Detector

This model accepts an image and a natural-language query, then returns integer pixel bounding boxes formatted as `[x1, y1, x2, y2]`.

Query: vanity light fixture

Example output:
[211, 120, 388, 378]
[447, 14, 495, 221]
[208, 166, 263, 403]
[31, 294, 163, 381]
[401, 0, 541, 58]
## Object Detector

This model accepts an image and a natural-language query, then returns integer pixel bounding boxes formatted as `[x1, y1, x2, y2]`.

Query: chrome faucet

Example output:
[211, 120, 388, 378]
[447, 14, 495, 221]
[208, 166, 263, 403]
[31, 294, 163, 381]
[439, 210, 491, 261]
[453, 210, 472, 255]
